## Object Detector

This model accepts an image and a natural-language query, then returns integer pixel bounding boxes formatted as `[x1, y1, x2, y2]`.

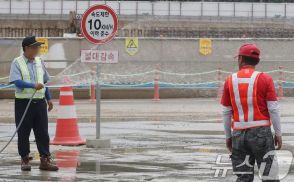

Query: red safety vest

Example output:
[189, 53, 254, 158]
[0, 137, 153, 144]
[228, 69, 271, 130]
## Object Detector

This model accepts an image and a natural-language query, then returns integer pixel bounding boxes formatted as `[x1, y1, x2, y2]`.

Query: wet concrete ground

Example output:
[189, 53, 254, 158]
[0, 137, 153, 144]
[0, 98, 293, 181]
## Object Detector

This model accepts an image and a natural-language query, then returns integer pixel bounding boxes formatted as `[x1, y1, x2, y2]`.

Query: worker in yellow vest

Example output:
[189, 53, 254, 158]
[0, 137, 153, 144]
[9, 36, 58, 171]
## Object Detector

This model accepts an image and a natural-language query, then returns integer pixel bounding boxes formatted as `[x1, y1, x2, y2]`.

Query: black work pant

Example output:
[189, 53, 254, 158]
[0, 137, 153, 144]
[15, 98, 50, 158]
[231, 126, 279, 182]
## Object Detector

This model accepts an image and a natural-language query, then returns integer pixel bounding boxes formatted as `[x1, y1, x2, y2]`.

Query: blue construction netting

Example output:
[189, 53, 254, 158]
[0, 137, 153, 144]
[0, 81, 293, 89]
[0, 82, 218, 89]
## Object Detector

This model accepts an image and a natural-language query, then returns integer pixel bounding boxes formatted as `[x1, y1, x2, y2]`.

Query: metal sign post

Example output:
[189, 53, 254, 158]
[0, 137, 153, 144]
[96, 63, 101, 139]
[80, 4, 118, 148]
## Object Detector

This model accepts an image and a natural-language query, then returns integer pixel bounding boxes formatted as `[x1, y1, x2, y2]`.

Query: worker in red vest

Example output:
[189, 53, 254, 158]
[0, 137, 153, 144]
[221, 44, 282, 182]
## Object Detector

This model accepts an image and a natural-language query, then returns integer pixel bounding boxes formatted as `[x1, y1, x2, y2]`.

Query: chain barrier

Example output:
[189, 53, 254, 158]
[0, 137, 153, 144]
[157, 70, 218, 76]
[0, 69, 291, 80]
[1, 69, 294, 89]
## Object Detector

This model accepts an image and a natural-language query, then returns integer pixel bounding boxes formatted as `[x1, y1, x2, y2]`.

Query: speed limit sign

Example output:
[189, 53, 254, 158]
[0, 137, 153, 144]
[80, 4, 118, 148]
[81, 4, 118, 45]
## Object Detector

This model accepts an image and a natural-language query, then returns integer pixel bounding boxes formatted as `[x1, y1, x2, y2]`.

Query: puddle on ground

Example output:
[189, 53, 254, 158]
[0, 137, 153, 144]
[0, 118, 294, 181]
[0, 146, 294, 182]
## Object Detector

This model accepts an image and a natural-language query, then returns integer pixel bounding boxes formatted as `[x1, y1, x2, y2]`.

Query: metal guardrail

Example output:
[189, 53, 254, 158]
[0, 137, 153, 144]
[0, 0, 294, 20]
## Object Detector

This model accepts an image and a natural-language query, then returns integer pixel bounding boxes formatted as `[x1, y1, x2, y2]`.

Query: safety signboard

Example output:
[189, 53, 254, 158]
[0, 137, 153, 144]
[81, 50, 118, 63]
[81, 4, 118, 45]
[125, 37, 138, 56]
[36, 37, 48, 54]
[199, 38, 212, 56]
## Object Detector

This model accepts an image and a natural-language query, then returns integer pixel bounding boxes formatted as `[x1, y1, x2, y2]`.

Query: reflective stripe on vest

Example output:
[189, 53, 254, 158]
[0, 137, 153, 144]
[231, 71, 270, 130]
[15, 56, 45, 99]
[234, 120, 270, 129]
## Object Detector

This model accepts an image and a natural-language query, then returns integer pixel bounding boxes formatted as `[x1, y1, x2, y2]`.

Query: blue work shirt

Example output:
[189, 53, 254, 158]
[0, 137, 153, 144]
[9, 55, 50, 93]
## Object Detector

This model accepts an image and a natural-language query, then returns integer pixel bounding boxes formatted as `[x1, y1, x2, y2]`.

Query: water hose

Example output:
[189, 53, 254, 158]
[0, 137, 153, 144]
[0, 90, 37, 154]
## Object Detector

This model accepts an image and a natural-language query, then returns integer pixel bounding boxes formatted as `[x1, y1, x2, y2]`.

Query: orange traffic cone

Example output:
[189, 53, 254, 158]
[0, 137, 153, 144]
[51, 86, 86, 146]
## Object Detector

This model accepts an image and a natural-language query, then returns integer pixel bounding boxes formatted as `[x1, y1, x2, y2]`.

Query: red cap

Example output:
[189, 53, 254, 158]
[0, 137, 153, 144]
[236, 44, 260, 60]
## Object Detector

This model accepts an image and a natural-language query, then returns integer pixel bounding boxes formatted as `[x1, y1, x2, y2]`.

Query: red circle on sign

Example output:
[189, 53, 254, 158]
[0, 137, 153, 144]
[81, 4, 118, 45]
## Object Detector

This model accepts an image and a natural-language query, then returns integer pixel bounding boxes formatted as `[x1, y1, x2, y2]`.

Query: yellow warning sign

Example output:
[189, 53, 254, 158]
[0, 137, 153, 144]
[199, 38, 212, 56]
[125, 37, 138, 56]
[36, 37, 49, 54]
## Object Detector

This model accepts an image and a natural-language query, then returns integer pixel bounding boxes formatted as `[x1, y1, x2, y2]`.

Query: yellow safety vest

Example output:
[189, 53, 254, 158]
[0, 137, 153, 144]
[15, 56, 45, 99]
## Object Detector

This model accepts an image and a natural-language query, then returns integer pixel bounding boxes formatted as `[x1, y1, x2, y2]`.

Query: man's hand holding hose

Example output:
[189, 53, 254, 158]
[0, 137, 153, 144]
[34, 83, 44, 90]
[35, 83, 53, 112]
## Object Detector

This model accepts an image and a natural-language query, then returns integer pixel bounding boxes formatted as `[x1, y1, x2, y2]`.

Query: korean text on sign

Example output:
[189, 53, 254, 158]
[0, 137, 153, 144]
[87, 10, 114, 38]
[81, 50, 118, 64]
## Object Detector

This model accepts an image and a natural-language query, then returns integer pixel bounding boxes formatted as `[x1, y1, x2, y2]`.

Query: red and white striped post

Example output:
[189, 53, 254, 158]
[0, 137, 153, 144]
[278, 66, 284, 99]
[153, 64, 160, 101]
[217, 67, 223, 100]
[90, 84, 95, 101]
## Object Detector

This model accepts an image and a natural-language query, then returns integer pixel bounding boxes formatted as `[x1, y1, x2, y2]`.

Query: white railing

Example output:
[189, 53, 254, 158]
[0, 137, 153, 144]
[0, 0, 294, 19]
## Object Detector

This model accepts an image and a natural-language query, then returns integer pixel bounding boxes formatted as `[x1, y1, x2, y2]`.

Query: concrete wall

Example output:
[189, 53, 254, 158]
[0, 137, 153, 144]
[1, 37, 294, 98]
[0, 37, 293, 77]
